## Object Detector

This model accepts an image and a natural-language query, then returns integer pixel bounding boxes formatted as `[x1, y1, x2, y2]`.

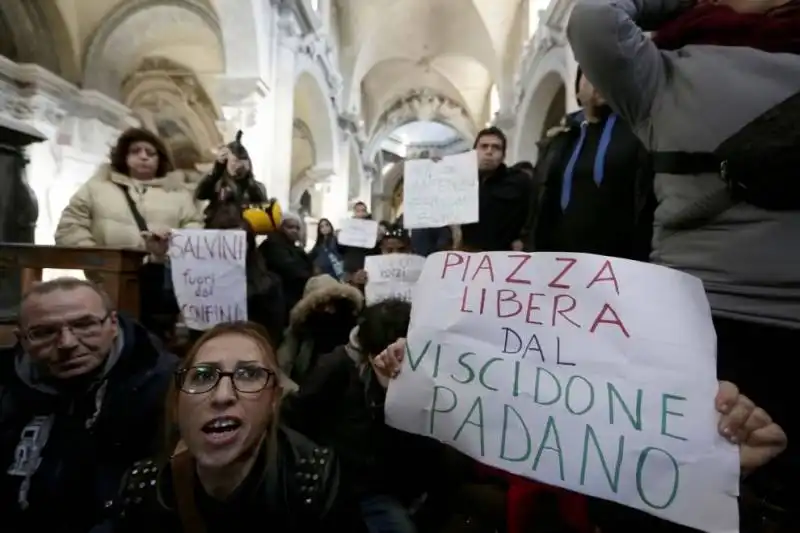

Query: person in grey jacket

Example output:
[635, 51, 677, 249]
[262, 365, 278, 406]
[568, 0, 800, 530]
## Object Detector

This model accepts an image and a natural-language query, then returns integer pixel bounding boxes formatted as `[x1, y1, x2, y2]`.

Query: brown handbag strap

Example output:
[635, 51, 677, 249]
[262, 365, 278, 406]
[171, 451, 207, 533]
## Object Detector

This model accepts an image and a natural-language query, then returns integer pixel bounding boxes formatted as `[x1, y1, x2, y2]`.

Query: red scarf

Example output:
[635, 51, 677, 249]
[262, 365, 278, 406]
[652, 2, 800, 54]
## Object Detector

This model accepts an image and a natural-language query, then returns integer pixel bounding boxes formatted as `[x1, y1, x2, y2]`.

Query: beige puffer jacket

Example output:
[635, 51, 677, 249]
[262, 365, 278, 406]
[54, 164, 204, 249]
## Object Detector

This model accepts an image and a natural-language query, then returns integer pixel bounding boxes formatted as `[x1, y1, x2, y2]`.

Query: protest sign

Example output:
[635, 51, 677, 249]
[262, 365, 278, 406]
[403, 151, 479, 229]
[338, 218, 379, 249]
[364, 253, 425, 304]
[169, 229, 248, 330]
[385, 251, 740, 532]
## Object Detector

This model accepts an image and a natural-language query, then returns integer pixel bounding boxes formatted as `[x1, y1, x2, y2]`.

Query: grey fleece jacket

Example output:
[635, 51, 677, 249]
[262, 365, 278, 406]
[568, 0, 800, 328]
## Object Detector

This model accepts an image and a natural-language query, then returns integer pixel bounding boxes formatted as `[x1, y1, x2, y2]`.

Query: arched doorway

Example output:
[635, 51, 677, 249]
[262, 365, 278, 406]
[289, 70, 337, 219]
[0, 1, 78, 81]
[516, 71, 567, 163]
[543, 85, 567, 134]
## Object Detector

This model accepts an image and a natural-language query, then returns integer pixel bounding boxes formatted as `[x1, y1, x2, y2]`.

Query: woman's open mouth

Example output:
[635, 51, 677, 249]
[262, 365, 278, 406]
[201, 416, 243, 446]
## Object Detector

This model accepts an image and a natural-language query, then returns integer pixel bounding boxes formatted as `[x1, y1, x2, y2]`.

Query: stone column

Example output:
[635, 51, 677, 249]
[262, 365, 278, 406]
[267, 7, 301, 210]
[358, 165, 374, 210]
[0, 58, 130, 244]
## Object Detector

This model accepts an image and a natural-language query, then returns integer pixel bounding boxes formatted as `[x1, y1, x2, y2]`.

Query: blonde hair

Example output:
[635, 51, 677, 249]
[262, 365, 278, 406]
[163, 321, 283, 466]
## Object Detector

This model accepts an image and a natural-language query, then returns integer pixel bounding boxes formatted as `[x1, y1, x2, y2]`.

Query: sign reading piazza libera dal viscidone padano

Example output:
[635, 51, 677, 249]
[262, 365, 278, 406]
[385, 251, 740, 533]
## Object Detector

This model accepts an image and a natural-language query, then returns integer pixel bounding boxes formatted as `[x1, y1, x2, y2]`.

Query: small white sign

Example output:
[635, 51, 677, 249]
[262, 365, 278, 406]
[403, 151, 479, 229]
[364, 254, 426, 304]
[386, 251, 740, 533]
[338, 218, 379, 249]
[168, 229, 248, 330]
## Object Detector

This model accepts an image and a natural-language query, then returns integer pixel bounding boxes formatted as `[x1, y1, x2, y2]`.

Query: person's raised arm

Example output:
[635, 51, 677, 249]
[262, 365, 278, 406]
[194, 165, 224, 202]
[567, 0, 687, 126]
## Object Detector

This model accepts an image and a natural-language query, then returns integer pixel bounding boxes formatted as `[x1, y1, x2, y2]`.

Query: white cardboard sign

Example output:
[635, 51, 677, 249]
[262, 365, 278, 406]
[169, 229, 248, 330]
[385, 251, 740, 533]
[338, 218, 379, 249]
[364, 254, 425, 304]
[403, 151, 479, 229]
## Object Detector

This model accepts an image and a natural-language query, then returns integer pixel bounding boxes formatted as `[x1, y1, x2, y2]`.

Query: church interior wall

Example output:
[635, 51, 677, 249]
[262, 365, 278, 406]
[0, 0, 579, 236]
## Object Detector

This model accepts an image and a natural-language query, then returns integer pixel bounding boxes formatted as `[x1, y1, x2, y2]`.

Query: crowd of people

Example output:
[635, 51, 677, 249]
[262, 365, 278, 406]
[1, 0, 798, 530]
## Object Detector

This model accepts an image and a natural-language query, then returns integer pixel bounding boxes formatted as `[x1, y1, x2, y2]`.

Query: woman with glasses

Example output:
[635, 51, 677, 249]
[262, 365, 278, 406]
[108, 321, 364, 533]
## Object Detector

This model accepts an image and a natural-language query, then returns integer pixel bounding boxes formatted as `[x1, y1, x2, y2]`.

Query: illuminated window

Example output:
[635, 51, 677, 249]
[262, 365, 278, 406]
[311, 0, 320, 11]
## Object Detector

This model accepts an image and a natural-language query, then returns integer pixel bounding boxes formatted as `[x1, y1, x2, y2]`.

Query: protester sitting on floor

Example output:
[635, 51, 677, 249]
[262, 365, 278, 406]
[276, 274, 363, 384]
[108, 322, 364, 532]
[283, 299, 444, 533]
[259, 212, 314, 315]
[0, 278, 177, 533]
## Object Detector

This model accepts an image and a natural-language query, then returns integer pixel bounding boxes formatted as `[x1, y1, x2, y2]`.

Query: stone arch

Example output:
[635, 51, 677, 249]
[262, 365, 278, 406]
[82, 0, 224, 99]
[291, 118, 317, 187]
[294, 57, 338, 170]
[288, 59, 339, 216]
[348, 138, 365, 201]
[0, 0, 79, 80]
[382, 159, 404, 204]
[391, 177, 404, 220]
[510, 44, 571, 163]
[210, 0, 262, 76]
[364, 91, 476, 163]
[122, 58, 222, 168]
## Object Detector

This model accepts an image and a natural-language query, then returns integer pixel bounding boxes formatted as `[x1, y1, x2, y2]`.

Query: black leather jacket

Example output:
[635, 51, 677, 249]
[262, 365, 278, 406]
[109, 426, 363, 533]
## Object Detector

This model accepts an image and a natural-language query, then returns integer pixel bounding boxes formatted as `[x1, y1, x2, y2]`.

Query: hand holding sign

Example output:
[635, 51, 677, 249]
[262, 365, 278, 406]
[715, 382, 786, 473]
[373, 338, 406, 387]
[142, 230, 170, 259]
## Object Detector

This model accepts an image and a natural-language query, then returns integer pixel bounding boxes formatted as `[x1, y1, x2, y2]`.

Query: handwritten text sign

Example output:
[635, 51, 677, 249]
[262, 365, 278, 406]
[385, 252, 739, 532]
[169, 229, 248, 330]
[364, 254, 425, 304]
[403, 151, 479, 229]
[338, 218, 379, 249]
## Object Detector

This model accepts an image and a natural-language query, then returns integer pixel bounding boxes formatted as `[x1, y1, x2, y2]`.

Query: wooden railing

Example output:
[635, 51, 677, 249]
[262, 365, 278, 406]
[0, 244, 146, 346]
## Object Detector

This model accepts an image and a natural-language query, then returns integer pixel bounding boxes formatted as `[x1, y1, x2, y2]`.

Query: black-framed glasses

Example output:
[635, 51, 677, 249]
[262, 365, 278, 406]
[176, 365, 276, 394]
[23, 312, 111, 344]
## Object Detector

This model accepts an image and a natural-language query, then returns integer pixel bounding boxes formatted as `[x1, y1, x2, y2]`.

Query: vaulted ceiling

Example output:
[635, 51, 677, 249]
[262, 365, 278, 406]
[51, 0, 223, 96]
[337, 0, 526, 135]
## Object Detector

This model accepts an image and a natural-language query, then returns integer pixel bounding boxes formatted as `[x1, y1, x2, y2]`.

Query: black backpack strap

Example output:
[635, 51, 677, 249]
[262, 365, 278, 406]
[651, 151, 722, 175]
[115, 183, 149, 232]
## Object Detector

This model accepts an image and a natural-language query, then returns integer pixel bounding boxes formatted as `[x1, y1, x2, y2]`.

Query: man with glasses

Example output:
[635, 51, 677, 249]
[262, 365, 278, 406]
[0, 277, 177, 533]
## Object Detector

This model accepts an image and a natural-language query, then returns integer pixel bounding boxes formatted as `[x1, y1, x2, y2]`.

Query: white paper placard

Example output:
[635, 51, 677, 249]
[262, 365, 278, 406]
[386, 251, 740, 533]
[364, 254, 426, 304]
[403, 151, 479, 229]
[338, 218, 379, 249]
[168, 229, 248, 330]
